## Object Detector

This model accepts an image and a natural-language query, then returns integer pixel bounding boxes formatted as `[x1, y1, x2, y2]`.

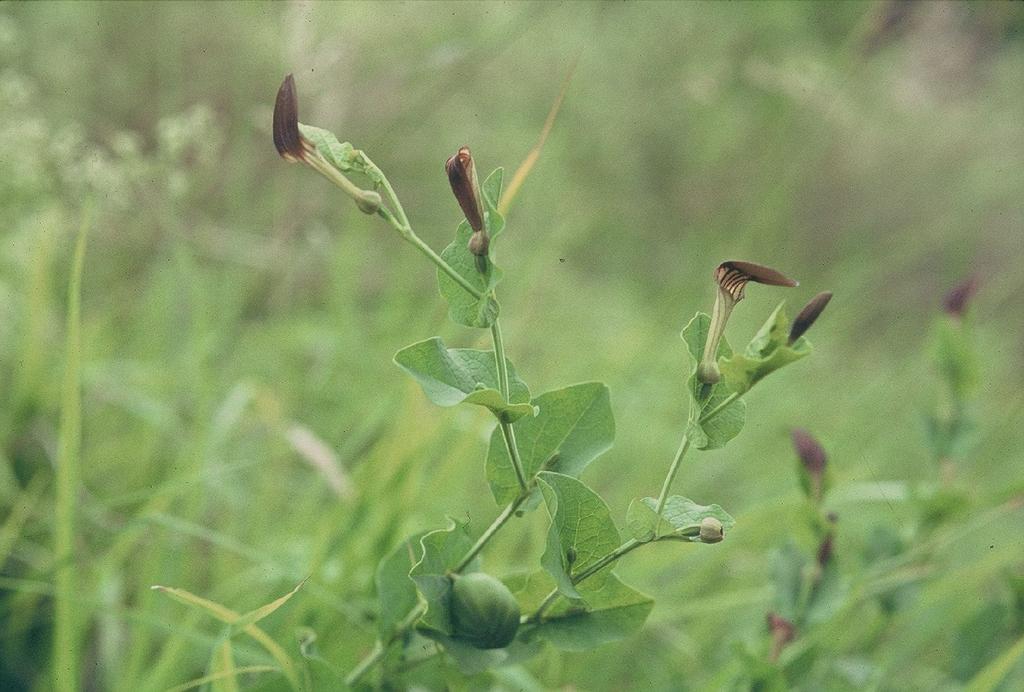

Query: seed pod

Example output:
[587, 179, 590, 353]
[450, 572, 520, 650]
[699, 517, 724, 543]
[789, 291, 833, 345]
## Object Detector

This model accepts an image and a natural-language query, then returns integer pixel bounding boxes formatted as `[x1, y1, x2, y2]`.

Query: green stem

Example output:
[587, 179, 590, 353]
[490, 320, 511, 401]
[654, 432, 691, 519]
[404, 231, 482, 300]
[490, 318, 528, 492]
[452, 493, 527, 573]
[529, 539, 644, 623]
[652, 388, 739, 528]
[344, 603, 425, 687]
[359, 153, 483, 301]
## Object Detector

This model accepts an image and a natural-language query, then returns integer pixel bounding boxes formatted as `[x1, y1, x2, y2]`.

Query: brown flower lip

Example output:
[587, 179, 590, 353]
[715, 261, 798, 302]
[445, 146, 484, 232]
[789, 291, 833, 345]
[273, 74, 308, 162]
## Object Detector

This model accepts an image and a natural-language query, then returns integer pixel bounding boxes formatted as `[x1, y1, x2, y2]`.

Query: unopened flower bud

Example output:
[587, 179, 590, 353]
[791, 428, 827, 502]
[698, 261, 798, 385]
[355, 190, 382, 215]
[468, 229, 490, 256]
[445, 146, 484, 232]
[699, 516, 724, 543]
[789, 291, 833, 345]
[943, 276, 978, 318]
[273, 74, 311, 163]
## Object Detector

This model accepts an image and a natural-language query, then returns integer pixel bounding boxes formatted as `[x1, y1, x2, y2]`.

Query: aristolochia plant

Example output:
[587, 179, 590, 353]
[273, 74, 833, 687]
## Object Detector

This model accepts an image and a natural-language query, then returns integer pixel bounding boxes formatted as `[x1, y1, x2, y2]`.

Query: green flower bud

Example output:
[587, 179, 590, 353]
[450, 572, 520, 650]
[699, 516, 724, 543]
[355, 190, 382, 215]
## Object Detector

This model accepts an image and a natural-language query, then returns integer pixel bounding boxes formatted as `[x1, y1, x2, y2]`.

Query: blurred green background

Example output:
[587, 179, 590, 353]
[2, 1, 1024, 690]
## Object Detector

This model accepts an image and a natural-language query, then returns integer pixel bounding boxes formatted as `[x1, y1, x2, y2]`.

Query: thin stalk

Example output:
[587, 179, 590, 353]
[653, 388, 739, 524]
[654, 433, 691, 519]
[491, 318, 528, 492]
[404, 231, 482, 299]
[54, 207, 89, 692]
[490, 320, 511, 401]
[528, 539, 644, 624]
[452, 493, 527, 573]
[344, 603, 425, 687]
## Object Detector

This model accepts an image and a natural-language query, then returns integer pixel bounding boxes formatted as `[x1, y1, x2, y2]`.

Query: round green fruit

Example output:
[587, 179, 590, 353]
[450, 572, 520, 650]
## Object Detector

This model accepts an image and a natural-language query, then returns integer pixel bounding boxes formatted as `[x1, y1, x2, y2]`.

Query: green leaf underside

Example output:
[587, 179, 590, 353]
[394, 337, 534, 422]
[719, 303, 812, 395]
[409, 519, 478, 635]
[297, 124, 356, 170]
[626, 496, 735, 542]
[515, 571, 653, 652]
[681, 312, 746, 450]
[297, 123, 384, 186]
[486, 383, 615, 507]
[375, 531, 429, 638]
[437, 167, 505, 328]
[537, 472, 621, 600]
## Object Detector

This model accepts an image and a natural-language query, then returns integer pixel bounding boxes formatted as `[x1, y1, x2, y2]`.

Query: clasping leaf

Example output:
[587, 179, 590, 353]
[681, 313, 746, 450]
[486, 383, 614, 507]
[537, 472, 620, 599]
[719, 303, 812, 395]
[394, 337, 535, 422]
[409, 519, 478, 635]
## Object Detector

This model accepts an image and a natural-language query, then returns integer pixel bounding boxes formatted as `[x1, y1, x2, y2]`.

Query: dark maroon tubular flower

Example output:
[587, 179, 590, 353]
[273, 74, 307, 162]
[715, 261, 799, 302]
[445, 147, 484, 232]
[791, 428, 827, 476]
[943, 276, 978, 318]
[789, 291, 833, 345]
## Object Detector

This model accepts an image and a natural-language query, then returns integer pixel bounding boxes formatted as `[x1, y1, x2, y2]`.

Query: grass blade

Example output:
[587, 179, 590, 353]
[53, 205, 91, 692]
[151, 585, 303, 690]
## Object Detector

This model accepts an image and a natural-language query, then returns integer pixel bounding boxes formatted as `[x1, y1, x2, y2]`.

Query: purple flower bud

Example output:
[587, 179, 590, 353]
[789, 291, 833, 345]
[943, 276, 978, 318]
[273, 74, 309, 163]
[445, 147, 484, 232]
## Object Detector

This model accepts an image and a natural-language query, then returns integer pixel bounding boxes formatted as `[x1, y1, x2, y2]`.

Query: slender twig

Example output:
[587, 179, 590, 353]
[452, 493, 528, 573]
[654, 432, 691, 520]
[344, 603, 425, 686]
[491, 319, 529, 492]
[528, 539, 644, 624]
[360, 154, 484, 300]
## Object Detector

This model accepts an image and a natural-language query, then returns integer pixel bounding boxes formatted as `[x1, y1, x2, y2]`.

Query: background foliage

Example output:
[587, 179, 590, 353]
[2, 1, 1023, 689]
